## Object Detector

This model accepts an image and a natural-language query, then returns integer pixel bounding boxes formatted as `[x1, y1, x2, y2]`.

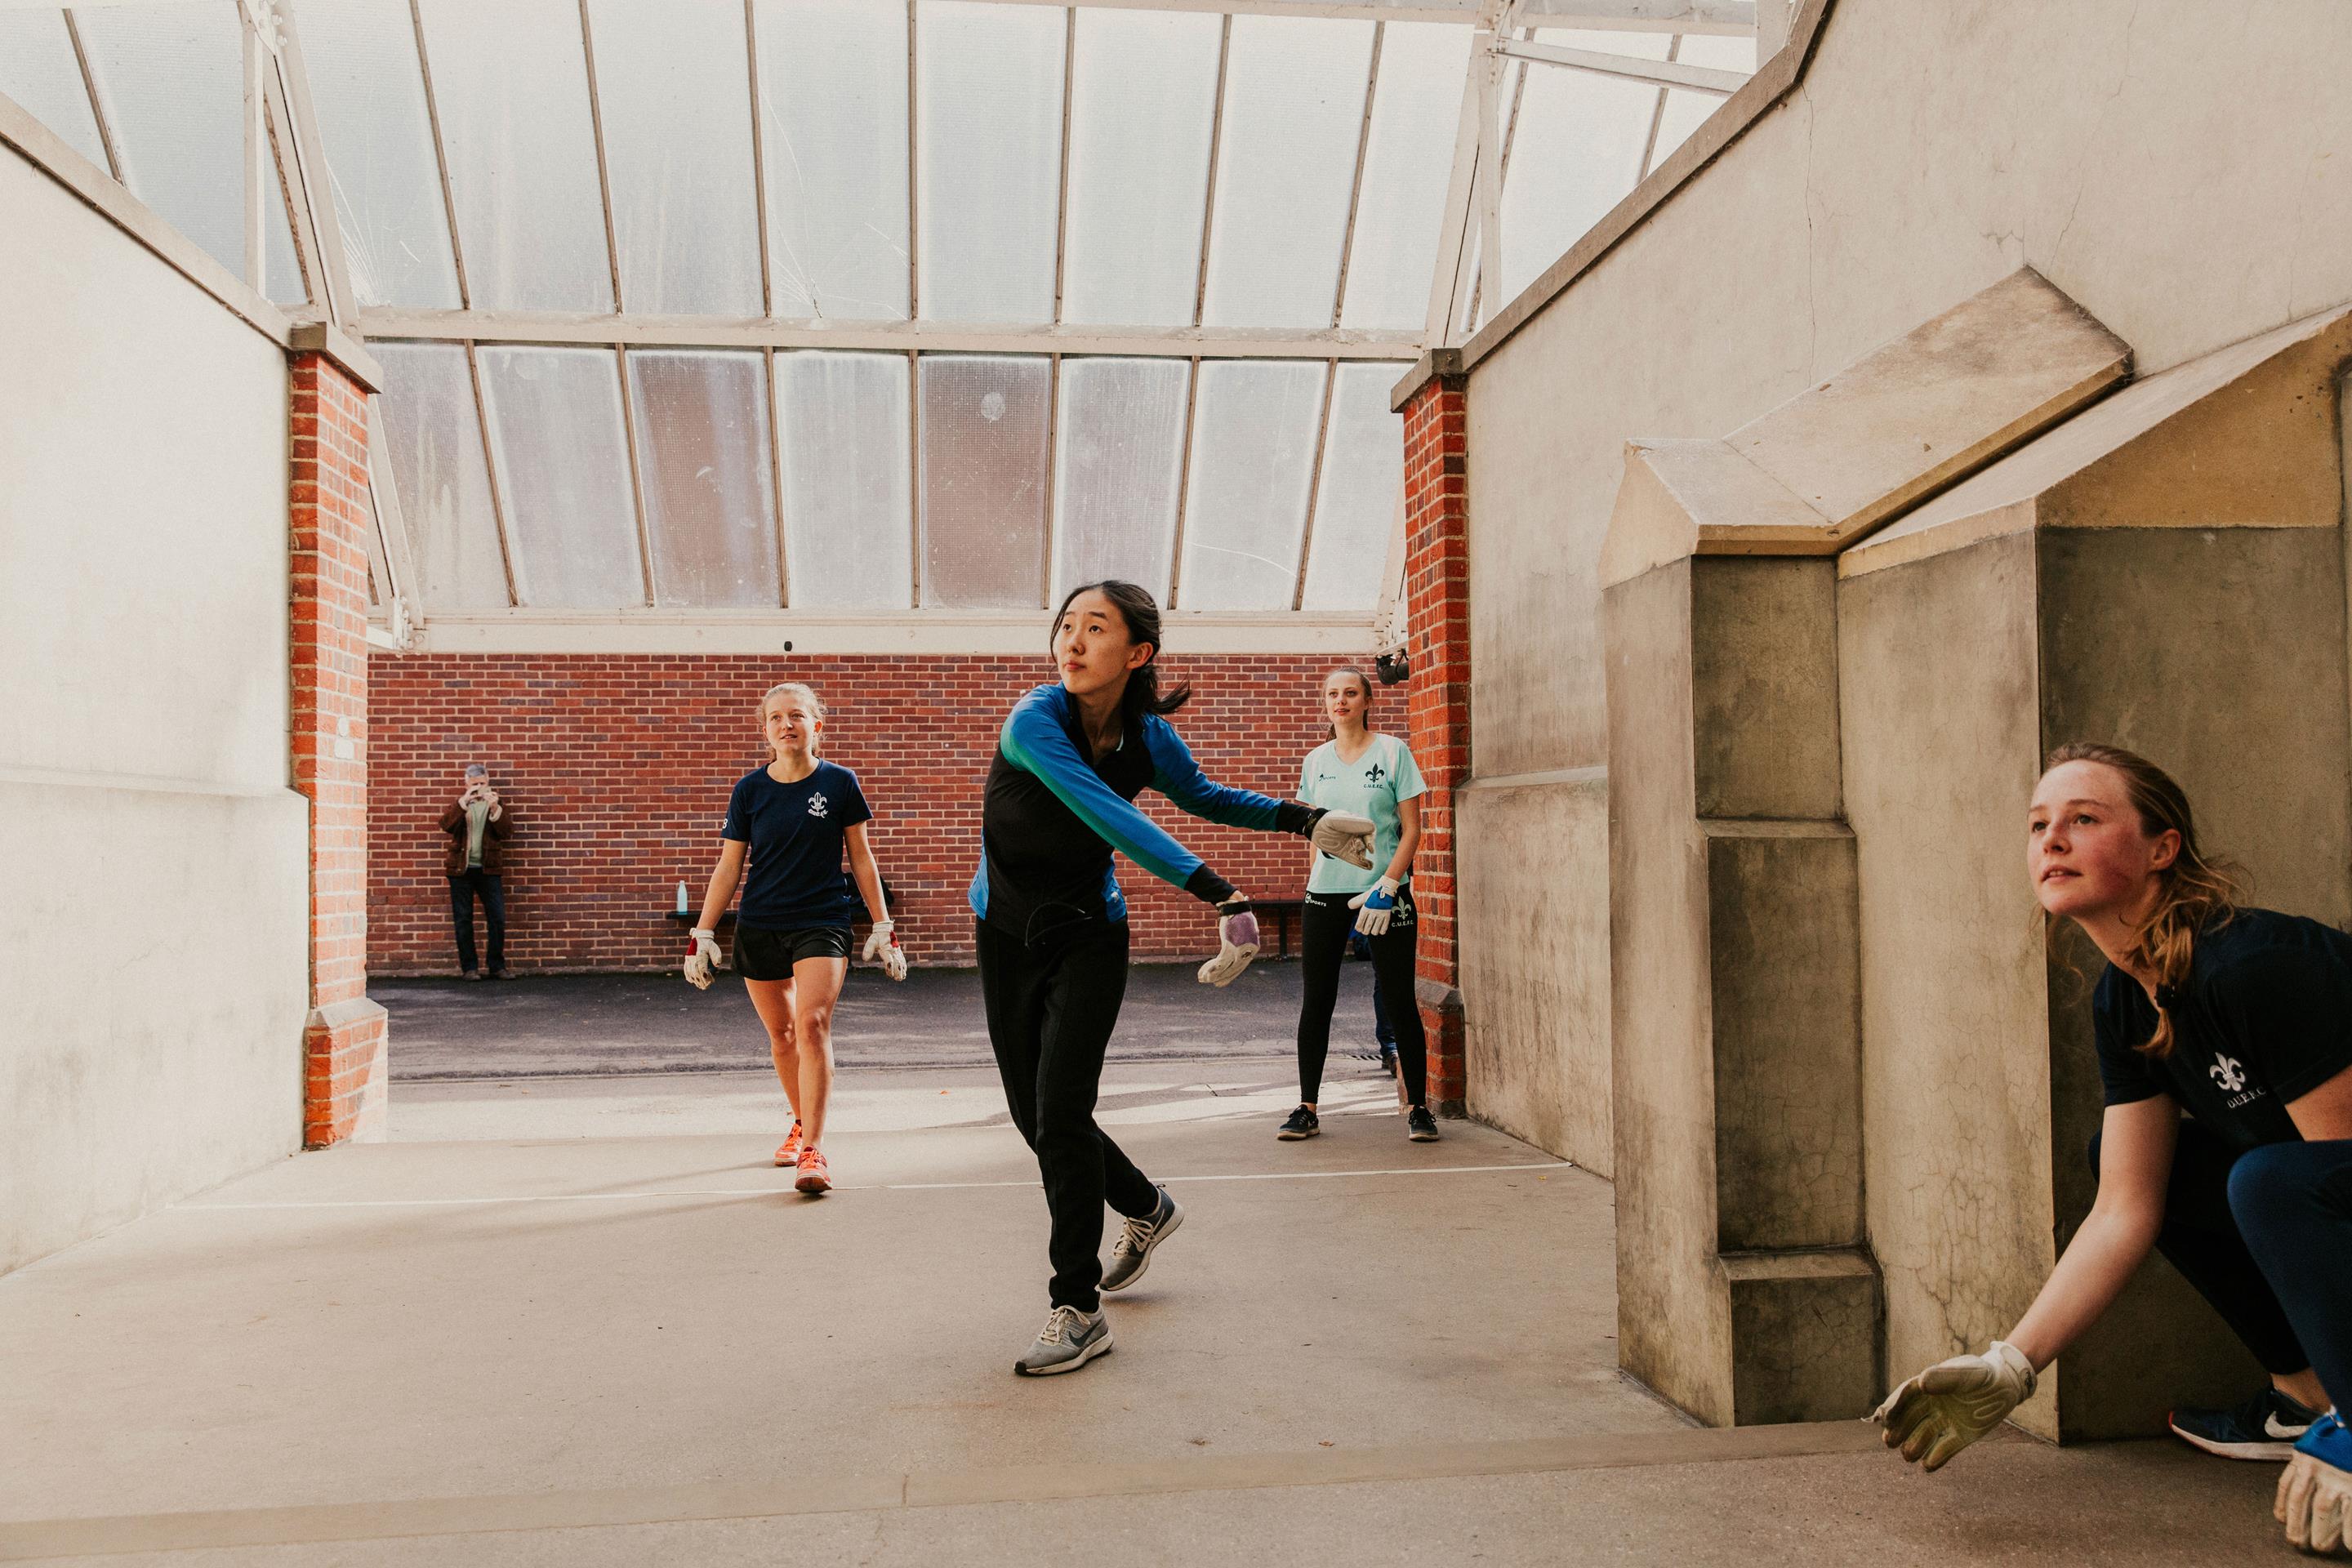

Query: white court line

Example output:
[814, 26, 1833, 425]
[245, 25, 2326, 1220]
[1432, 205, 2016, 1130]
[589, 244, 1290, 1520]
[177, 1161, 1575, 1212]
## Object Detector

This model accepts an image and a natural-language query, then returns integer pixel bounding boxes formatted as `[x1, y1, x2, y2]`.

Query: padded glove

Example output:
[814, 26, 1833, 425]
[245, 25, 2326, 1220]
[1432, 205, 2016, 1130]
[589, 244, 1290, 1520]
[862, 920, 909, 982]
[1349, 876, 1401, 938]
[683, 929, 720, 990]
[1871, 1340, 2036, 1472]
[1197, 897, 1261, 988]
[2278, 1415, 2352, 1556]
[1307, 809, 1377, 871]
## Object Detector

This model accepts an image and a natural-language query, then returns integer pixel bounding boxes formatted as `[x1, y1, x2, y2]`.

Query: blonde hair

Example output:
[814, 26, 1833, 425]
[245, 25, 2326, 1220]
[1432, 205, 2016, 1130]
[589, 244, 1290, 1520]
[760, 682, 826, 755]
[2043, 742, 2245, 1058]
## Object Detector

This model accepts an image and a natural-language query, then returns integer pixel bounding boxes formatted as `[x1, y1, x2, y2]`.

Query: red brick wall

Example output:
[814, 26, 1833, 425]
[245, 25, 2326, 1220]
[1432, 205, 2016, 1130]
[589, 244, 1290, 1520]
[368, 652, 1367, 973]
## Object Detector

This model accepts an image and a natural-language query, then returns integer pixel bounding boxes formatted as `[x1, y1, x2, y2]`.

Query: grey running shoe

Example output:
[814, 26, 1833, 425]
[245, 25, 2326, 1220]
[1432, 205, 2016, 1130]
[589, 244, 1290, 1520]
[1406, 1106, 1441, 1142]
[1277, 1105, 1321, 1139]
[1013, 1304, 1111, 1376]
[1101, 1186, 1184, 1293]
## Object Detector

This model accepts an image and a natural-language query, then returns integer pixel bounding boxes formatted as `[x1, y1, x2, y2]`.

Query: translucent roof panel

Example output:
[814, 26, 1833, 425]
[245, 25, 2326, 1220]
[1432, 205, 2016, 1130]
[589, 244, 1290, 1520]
[1302, 362, 1408, 612]
[626, 350, 781, 608]
[477, 347, 645, 607]
[1060, 9, 1220, 327]
[775, 351, 913, 609]
[1339, 22, 1473, 332]
[1200, 16, 1373, 330]
[74, 2, 305, 305]
[0, 10, 109, 173]
[415, 0, 612, 313]
[1178, 359, 1325, 610]
[1494, 30, 1668, 305]
[1652, 33, 1760, 167]
[297, 0, 462, 310]
[1053, 357, 1189, 603]
[919, 354, 1051, 608]
[372, 342, 510, 610]
[586, 0, 764, 316]
[914, 2, 1063, 324]
[754, 0, 910, 321]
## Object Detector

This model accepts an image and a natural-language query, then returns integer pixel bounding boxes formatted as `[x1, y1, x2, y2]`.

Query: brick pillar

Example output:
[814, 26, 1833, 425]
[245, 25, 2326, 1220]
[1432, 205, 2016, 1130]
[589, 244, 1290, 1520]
[290, 341, 388, 1147]
[1399, 363, 1471, 1116]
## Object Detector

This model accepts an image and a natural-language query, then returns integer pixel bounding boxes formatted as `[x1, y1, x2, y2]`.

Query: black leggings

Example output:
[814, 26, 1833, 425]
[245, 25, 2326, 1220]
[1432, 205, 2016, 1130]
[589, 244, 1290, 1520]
[1297, 888, 1428, 1108]
[977, 919, 1160, 1314]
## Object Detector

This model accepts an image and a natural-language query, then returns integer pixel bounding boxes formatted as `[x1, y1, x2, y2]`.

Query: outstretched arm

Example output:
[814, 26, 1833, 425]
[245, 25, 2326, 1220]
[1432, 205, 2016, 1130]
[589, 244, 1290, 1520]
[1000, 702, 1232, 898]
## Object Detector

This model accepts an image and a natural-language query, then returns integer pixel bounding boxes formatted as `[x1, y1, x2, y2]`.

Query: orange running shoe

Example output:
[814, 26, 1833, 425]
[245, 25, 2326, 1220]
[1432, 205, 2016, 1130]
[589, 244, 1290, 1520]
[773, 1121, 803, 1166]
[794, 1146, 831, 1195]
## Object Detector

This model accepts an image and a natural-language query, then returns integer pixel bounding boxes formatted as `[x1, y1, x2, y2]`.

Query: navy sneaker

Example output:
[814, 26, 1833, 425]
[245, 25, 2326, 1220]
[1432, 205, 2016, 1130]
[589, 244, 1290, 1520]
[1277, 1105, 1320, 1140]
[2169, 1387, 2325, 1460]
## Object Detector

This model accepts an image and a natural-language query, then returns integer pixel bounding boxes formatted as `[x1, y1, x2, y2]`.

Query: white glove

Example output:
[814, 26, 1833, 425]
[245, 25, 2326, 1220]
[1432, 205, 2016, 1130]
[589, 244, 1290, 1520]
[1196, 898, 1261, 988]
[682, 928, 720, 990]
[1871, 1340, 2035, 1472]
[2278, 1418, 2352, 1555]
[1308, 809, 1377, 871]
[1348, 876, 1402, 937]
[862, 920, 909, 982]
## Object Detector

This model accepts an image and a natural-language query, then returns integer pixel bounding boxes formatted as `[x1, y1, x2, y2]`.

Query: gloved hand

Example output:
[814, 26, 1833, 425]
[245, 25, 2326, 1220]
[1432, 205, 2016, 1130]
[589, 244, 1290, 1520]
[1197, 897, 1261, 987]
[1871, 1340, 2036, 1472]
[862, 920, 909, 982]
[683, 929, 720, 990]
[1307, 809, 1377, 871]
[2278, 1414, 2352, 1555]
[1349, 876, 1401, 937]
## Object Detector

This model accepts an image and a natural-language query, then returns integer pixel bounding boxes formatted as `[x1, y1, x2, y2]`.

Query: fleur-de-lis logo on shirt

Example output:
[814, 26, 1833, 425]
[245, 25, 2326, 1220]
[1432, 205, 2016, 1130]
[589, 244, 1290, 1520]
[1365, 763, 1387, 784]
[2209, 1054, 2247, 1094]
[807, 794, 830, 819]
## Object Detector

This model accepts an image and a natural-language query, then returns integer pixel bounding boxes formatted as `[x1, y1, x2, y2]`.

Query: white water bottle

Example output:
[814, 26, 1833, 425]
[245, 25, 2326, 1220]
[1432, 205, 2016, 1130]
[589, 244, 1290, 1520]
[675, 880, 689, 915]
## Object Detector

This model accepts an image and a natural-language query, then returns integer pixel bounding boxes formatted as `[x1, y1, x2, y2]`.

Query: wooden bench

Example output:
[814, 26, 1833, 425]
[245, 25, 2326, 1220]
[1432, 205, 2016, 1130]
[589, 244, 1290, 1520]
[1254, 897, 1307, 959]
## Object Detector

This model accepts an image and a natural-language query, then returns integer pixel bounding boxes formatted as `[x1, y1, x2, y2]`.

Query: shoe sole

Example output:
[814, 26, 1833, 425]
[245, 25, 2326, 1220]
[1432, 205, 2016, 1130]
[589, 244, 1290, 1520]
[1015, 1334, 1113, 1376]
[1276, 1126, 1320, 1140]
[794, 1169, 831, 1194]
[1100, 1203, 1184, 1294]
[2168, 1418, 2301, 1461]
[1408, 1128, 1441, 1142]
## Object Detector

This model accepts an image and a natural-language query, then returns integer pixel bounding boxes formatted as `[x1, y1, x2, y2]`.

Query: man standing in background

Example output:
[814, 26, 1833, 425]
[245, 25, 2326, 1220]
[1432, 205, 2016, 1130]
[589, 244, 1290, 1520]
[440, 763, 514, 980]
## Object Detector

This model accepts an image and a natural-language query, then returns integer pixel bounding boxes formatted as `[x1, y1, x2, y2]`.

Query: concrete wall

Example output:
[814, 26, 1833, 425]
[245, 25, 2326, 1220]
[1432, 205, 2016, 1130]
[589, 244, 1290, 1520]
[0, 141, 305, 1275]
[1455, 0, 2352, 1155]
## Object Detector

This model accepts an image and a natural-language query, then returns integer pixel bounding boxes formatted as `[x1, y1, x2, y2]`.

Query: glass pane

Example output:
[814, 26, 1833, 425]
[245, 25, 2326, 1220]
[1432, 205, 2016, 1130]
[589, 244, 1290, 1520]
[626, 350, 780, 608]
[297, 0, 461, 309]
[586, 0, 762, 315]
[0, 10, 109, 171]
[774, 351, 912, 608]
[1650, 36, 1757, 166]
[1200, 16, 1373, 330]
[919, 355, 1049, 608]
[753, 0, 909, 320]
[75, 2, 304, 302]
[1301, 362, 1407, 612]
[372, 342, 510, 610]
[477, 347, 644, 608]
[1339, 22, 1471, 331]
[1494, 29, 1667, 304]
[1053, 358, 1187, 602]
[1060, 10, 1218, 327]
[914, 1, 1062, 323]
[415, 0, 612, 312]
[1178, 360, 1323, 610]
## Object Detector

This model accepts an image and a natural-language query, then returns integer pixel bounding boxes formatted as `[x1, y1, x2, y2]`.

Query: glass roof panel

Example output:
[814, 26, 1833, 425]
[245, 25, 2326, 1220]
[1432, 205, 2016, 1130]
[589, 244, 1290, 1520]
[1339, 22, 1472, 332]
[753, 0, 910, 321]
[74, 1, 305, 305]
[0, 9, 109, 172]
[477, 346, 644, 607]
[1053, 357, 1189, 603]
[1494, 29, 1668, 305]
[920, 354, 1050, 608]
[415, 0, 612, 313]
[1651, 34, 1758, 166]
[586, 0, 764, 316]
[1301, 362, 1407, 612]
[1060, 8, 1220, 328]
[1178, 359, 1324, 609]
[372, 342, 510, 610]
[626, 350, 781, 608]
[296, 0, 461, 310]
[775, 351, 913, 608]
[1200, 16, 1373, 330]
[914, 1, 1062, 324]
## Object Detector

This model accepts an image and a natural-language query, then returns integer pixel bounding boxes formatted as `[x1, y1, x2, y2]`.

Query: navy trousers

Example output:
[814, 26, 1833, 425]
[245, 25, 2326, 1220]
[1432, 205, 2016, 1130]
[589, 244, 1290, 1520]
[2231, 1137, 2352, 1412]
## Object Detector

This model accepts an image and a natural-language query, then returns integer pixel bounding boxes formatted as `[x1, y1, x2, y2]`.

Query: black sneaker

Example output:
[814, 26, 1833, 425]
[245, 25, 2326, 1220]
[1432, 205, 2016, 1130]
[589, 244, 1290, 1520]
[2169, 1387, 2325, 1460]
[1405, 1106, 1441, 1142]
[1277, 1105, 1320, 1140]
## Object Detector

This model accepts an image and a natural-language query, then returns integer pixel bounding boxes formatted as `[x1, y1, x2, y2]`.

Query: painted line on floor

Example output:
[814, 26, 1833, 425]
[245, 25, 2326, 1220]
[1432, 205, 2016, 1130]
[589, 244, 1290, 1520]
[175, 1161, 1576, 1212]
[0, 1420, 1884, 1560]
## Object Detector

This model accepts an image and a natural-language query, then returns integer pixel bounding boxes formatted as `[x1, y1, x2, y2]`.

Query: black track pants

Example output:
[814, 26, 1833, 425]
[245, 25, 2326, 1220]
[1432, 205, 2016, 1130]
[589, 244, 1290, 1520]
[977, 919, 1160, 1313]
[1296, 888, 1428, 1108]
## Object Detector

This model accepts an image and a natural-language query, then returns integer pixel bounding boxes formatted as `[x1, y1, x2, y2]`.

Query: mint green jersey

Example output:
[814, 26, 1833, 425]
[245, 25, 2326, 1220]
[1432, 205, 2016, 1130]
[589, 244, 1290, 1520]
[1299, 732, 1425, 894]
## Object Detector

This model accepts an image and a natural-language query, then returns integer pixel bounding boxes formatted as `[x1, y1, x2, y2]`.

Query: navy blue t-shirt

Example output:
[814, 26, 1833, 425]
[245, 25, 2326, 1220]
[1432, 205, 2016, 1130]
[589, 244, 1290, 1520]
[719, 761, 871, 931]
[2093, 907, 2352, 1153]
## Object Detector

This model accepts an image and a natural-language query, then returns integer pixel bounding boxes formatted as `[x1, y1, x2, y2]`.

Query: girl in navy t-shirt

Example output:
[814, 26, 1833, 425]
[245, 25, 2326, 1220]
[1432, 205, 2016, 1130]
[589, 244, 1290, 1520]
[683, 683, 906, 1194]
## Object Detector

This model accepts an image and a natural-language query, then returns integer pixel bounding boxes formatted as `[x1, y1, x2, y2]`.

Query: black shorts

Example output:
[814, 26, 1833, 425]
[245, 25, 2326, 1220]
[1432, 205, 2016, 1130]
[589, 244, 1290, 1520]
[733, 924, 850, 981]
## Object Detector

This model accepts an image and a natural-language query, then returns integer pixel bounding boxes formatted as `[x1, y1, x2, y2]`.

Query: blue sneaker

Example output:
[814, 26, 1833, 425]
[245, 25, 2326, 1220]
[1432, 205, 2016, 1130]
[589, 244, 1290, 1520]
[2170, 1386, 2325, 1460]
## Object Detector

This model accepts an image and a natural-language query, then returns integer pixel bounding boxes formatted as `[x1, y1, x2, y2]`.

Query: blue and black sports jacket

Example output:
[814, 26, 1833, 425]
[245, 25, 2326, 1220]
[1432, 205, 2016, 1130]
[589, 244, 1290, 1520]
[969, 684, 1314, 941]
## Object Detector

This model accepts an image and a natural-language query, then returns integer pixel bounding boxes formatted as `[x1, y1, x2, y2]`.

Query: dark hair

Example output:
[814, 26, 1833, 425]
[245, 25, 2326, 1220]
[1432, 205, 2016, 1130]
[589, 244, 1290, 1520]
[1322, 665, 1374, 741]
[1051, 580, 1192, 731]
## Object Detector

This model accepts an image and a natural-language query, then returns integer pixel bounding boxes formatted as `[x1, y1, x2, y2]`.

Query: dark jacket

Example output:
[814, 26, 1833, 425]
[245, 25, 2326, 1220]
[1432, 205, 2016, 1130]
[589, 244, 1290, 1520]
[439, 800, 514, 876]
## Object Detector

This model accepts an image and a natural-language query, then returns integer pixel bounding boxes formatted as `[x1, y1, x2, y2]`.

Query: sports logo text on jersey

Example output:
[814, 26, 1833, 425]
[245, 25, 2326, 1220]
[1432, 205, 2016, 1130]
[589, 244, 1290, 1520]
[2209, 1054, 2247, 1094]
[806, 794, 831, 819]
